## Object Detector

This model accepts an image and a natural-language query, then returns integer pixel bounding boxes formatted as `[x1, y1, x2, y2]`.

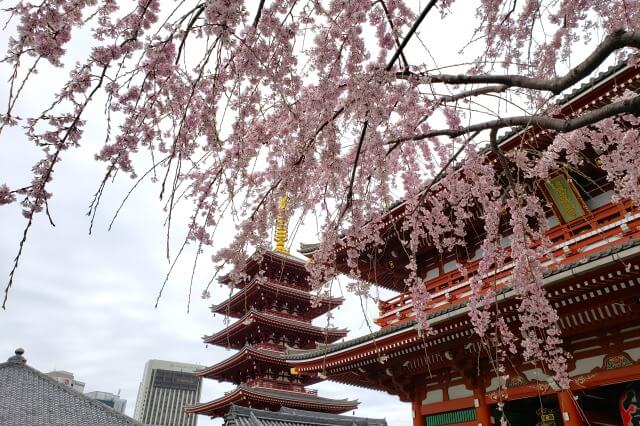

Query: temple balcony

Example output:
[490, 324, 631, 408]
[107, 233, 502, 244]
[376, 199, 640, 328]
[245, 378, 319, 395]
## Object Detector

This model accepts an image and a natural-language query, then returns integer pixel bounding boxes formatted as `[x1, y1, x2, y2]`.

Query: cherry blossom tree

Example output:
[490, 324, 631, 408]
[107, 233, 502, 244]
[1, 0, 640, 390]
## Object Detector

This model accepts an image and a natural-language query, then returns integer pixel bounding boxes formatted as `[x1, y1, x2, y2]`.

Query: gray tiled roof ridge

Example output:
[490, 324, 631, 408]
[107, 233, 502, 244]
[0, 360, 142, 425]
[236, 383, 358, 405]
[287, 236, 640, 361]
[186, 384, 358, 412]
[226, 405, 387, 426]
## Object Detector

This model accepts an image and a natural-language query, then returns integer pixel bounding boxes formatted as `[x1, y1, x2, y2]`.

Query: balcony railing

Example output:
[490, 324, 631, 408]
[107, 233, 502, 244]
[375, 200, 640, 328]
[246, 378, 318, 395]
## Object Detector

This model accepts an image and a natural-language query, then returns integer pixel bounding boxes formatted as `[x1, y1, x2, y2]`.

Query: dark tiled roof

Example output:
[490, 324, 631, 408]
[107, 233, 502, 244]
[0, 349, 141, 426]
[224, 405, 387, 426]
[553, 61, 628, 105]
[237, 384, 357, 406]
[288, 237, 640, 361]
[195, 345, 287, 377]
[187, 384, 358, 415]
[299, 243, 321, 255]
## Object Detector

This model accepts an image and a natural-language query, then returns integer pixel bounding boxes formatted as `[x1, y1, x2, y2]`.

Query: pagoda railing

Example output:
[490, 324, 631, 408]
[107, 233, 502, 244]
[376, 200, 640, 328]
[246, 378, 319, 395]
[263, 308, 312, 322]
[253, 342, 287, 352]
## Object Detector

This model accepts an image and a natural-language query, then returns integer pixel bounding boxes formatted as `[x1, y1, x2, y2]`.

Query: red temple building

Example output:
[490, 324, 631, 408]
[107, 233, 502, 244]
[186, 198, 358, 418]
[289, 62, 640, 426]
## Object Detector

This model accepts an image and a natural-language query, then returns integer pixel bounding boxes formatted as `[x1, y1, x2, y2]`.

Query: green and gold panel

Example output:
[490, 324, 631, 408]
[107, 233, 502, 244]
[544, 173, 589, 223]
[425, 407, 476, 426]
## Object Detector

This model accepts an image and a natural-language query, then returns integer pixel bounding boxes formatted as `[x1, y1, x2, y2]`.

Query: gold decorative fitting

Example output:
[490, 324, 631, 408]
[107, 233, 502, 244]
[274, 195, 290, 254]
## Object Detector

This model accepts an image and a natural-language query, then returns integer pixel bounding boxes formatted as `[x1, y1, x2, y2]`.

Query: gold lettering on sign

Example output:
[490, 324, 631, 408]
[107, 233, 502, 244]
[544, 173, 588, 223]
[551, 178, 577, 218]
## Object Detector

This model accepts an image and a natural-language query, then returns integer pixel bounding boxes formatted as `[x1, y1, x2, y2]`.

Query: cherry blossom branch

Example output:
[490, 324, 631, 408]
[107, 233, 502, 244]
[409, 131, 481, 213]
[3, 61, 111, 308]
[341, 119, 369, 221]
[253, 0, 267, 28]
[338, 0, 438, 221]
[378, 0, 409, 69]
[175, 4, 205, 65]
[489, 128, 517, 192]
[387, 94, 640, 145]
[400, 30, 640, 94]
[438, 84, 508, 103]
[385, 0, 438, 71]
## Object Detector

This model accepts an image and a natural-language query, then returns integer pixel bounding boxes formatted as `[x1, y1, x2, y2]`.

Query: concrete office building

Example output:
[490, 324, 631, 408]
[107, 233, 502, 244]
[46, 370, 86, 393]
[134, 360, 203, 426]
[85, 391, 127, 414]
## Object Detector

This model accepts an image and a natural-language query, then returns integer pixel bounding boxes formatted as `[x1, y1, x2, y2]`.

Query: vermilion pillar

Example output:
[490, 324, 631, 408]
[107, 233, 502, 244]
[557, 390, 584, 426]
[412, 400, 423, 426]
[412, 379, 426, 426]
[474, 387, 492, 426]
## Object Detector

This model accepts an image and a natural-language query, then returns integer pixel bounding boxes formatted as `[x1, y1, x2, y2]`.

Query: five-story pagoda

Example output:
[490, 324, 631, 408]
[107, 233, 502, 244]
[186, 197, 358, 418]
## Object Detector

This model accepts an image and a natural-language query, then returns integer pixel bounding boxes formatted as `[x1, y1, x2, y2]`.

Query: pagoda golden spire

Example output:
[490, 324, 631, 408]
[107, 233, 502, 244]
[274, 195, 289, 254]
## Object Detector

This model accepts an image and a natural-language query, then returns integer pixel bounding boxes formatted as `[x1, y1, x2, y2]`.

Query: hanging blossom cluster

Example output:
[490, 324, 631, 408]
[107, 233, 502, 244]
[1, 0, 640, 388]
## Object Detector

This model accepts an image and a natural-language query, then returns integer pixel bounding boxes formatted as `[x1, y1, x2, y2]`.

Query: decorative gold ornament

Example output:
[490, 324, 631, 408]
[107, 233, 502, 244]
[274, 195, 290, 254]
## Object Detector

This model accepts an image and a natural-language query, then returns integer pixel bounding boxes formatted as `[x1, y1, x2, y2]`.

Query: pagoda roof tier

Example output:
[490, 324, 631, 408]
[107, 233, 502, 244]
[184, 384, 358, 418]
[225, 406, 387, 426]
[204, 309, 348, 350]
[195, 346, 322, 386]
[211, 279, 343, 320]
[220, 249, 311, 291]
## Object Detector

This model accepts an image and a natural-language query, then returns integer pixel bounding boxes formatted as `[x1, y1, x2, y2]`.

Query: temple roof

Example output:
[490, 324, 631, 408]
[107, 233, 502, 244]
[288, 237, 640, 362]
[224, 405, 387, 426]
[211, 279, 344, 320]
[285, 238, 640, 398]
[0, 349, 141, 426]
[204, 309, 348, 350]
[185, 384, 358, 417]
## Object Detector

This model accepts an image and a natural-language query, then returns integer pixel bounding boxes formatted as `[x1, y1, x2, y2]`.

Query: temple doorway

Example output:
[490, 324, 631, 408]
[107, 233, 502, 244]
[578, 380, 640, 426]
[493, 394, 562, 426]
